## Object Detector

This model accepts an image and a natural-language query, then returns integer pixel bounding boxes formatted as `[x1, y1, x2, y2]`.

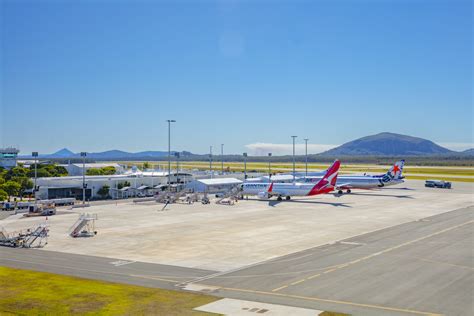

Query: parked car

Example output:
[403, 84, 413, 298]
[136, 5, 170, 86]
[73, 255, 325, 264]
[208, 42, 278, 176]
[425, 180, 452, 189]
[1, 202, 16, 211]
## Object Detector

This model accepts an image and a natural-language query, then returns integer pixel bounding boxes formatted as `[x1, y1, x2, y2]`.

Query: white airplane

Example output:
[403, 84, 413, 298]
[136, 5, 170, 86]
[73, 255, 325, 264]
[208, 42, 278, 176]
[241, 160, 340, 201]
[301, 160, 405, 194]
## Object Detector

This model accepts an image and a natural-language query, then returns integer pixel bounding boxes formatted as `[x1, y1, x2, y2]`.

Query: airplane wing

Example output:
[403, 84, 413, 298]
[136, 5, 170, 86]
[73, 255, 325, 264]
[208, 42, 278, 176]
[337, 183, 381, 191]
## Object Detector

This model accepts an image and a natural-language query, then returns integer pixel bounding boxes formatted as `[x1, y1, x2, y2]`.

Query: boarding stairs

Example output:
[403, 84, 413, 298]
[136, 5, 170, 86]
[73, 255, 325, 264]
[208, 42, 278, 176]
[156, 189, 188, 204]
[175, 193, 200, 204]
[216, 185, 242, 205]
[69, 213, 98, 238]
[0, 224, 49, 248]
[23, 225, 49, 248]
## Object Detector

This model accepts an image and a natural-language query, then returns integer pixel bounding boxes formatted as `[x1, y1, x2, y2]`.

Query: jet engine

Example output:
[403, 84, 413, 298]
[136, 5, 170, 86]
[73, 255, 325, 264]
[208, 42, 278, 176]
[257, 191, 269, 199]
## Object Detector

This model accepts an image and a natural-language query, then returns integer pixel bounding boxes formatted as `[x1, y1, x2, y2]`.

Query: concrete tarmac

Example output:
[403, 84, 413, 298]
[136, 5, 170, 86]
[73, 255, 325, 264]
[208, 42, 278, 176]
[1, 181, 472, 272]
[0, 207, 471, 315]
[0, 181, 472, 315]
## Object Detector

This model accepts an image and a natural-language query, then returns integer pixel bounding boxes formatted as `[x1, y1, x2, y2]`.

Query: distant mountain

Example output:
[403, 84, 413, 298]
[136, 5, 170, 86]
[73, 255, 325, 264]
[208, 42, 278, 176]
[20, 149, 194, 160]
[319, 132, 454, 156]
[133, 151, 174, 158]
[461, 148, 474, 155]
[17, 133, 467, 160]
[49, 148, 76, 158]
[87, 150, 145, 159]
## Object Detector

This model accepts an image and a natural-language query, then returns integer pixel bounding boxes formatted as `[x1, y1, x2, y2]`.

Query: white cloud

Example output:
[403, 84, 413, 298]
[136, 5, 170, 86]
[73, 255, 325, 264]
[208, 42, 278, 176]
[438, 142, 474, 152]
[245, 143, 338, 156]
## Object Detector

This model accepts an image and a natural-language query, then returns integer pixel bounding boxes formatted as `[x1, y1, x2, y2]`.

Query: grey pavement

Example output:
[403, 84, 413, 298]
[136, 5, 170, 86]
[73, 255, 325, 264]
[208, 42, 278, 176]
[0, 247, 215, 291]
[0, 182, 472, 316]
[193, 206, 473, 316]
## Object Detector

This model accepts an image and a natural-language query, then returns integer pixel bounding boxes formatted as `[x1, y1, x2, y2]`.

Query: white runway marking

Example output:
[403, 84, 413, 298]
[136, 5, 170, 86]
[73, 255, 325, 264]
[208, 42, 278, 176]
[110, 260, 136, 267]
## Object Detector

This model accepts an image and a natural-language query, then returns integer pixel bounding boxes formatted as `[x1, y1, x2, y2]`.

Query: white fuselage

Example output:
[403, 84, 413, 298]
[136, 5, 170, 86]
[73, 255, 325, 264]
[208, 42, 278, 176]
[242, 182, 317, 197]
[302, 175, 403, 189]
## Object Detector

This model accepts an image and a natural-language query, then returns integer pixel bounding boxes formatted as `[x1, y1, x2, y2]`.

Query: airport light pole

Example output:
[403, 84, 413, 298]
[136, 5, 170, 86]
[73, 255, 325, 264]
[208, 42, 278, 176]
[268, 153, 272, 178]
[167, 120, 176, 191]
[291, 136, 297, 182]
[221, 143, 224, 174]
[80, 152, 87, 205]
[209, 146, 213, 178]
[243, 152, 247, 179]
[304, 138, 309, 177]
[32, 152, 38, 199]
[175, 152, 180, 173]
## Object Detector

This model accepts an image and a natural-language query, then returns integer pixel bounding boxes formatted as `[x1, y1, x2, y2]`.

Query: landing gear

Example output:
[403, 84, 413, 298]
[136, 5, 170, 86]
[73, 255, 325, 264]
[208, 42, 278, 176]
[285, 196, 291, 200]
[277, 196, 283, 201]
[338, 190, 343, 195]
[346, 189, 352, 194]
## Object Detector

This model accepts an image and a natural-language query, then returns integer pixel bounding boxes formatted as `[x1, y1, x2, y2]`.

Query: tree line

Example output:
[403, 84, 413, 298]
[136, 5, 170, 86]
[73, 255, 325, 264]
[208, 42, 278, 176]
[0, 164, 68, 201]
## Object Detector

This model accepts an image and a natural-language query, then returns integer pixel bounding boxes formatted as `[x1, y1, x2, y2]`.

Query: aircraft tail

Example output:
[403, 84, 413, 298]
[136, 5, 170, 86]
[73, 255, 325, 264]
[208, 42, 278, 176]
[268, 182, 274, 193]
[387, 159, 405, 179]
[307, 160, 340, 196]
[378, 159, 405, 185]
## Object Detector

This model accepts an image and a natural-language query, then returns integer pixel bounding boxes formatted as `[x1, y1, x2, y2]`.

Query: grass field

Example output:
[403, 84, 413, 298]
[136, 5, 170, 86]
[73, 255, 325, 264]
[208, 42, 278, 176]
[404, 175, 474, 182]
[126, 161, 474, 182]
[0, 267, 217, 315]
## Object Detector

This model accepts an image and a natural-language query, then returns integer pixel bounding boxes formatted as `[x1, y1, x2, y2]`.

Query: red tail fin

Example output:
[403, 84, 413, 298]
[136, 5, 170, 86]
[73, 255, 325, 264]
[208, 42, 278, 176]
[307, 160, 340, 196]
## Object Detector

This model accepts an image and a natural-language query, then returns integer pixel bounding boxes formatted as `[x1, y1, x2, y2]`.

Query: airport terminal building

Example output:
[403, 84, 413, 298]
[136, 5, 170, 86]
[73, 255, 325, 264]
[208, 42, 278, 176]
[0, 147, 19, 169]
[186, 177, 242, 193]
[35, 172, 193, 200]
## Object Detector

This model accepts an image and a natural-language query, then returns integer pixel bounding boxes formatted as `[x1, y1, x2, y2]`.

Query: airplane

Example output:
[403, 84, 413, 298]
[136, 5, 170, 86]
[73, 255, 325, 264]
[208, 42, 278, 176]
[301, 160, 405, 194]
[241, 160, 341, 201]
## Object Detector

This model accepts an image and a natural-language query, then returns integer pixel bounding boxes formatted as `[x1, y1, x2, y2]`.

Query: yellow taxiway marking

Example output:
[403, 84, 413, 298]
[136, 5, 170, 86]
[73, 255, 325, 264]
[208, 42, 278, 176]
[215, 286, 442, 316]
[271, 285, 288, 292]
[290, 279, 306, 286]
[271, 220, 474, 293]
[307, 273, 321, 280]
[418, 258, 474, 270]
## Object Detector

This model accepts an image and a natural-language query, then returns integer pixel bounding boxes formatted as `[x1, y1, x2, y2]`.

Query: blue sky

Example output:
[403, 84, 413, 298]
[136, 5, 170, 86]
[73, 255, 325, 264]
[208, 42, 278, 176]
[1, 0, 472, 155]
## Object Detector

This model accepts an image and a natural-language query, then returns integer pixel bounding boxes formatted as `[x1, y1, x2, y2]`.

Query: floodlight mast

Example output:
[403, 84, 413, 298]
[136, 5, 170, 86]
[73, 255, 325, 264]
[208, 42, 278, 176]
[268, 153, 272, 177]
[80, 152, 87, 205]
[304, 138, 309, 177]
[243, 152, 247, 179]
[32, 152, 38, 200]
[209, 146, 213, 178]
[291, 136, 297, 182]
[167, 120, 176, 191]
[221, 144, 224, 174]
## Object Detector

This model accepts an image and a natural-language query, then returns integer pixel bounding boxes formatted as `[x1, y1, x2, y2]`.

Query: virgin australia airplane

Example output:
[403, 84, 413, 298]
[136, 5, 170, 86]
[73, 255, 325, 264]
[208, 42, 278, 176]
[301, 160, 405, 194]
[241, 160, 340, 201]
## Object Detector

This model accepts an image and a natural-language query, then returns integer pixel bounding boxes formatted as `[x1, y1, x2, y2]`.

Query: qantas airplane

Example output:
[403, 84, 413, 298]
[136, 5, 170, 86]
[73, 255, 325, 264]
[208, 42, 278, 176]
[301, 160, 405, 194]
[241, 160, 340, 201]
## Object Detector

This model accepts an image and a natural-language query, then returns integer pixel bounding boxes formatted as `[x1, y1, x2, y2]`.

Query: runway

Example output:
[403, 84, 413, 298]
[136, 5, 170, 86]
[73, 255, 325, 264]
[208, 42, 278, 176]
[0, 247, 215, 291]
[188, 206, 473, 316]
